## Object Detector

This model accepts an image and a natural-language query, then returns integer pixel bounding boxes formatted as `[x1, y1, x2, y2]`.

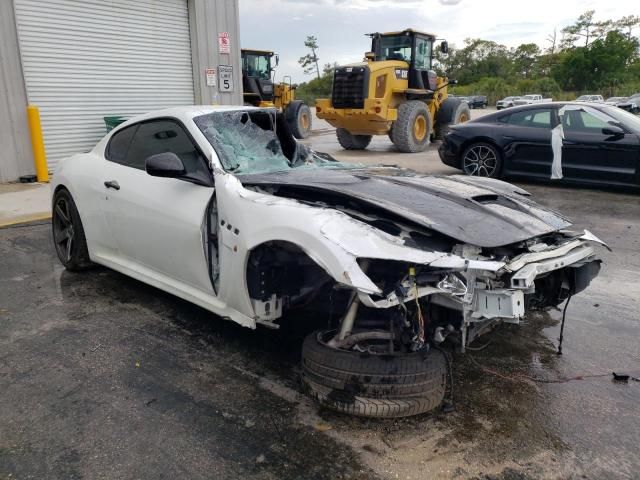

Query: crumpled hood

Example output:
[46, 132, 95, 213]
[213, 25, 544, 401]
[238, 169, 572, 248]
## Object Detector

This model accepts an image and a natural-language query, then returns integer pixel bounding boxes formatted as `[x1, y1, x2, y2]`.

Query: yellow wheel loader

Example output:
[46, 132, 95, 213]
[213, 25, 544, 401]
[315, 29, 469, 152]
[241, 49, 312, 139]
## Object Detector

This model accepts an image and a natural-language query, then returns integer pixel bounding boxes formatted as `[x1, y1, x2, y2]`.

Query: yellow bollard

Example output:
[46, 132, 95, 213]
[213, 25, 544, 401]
[26, 105, 49, 183]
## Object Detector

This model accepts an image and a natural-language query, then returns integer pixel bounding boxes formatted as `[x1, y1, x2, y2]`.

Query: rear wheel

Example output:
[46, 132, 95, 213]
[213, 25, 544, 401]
[52, 188, 93, 271]
[301, 330, 447, 418]
[336, 128, 372, 150]
[436, 98, 471, 140]
[392, 101, 432, 153]
[462, 142, 502, 178]
[287, 101, 312, 139]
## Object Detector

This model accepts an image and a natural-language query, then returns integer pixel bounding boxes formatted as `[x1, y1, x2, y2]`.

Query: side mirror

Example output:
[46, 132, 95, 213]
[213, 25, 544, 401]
[145, 152, 186, 178]
[440, 40, 449, 54]
[274, 54, 279, 67]
[364, 51, 375, 61]
[602, 125, 624, 138]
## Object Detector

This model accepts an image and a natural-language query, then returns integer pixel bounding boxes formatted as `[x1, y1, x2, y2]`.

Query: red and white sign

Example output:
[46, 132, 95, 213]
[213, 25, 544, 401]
[205, 67, 216, 87]
[218, 32, 230, 54]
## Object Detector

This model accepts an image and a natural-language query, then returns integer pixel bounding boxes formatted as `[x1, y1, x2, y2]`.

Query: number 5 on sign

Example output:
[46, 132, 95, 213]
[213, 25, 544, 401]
[218, 65, 234, 92]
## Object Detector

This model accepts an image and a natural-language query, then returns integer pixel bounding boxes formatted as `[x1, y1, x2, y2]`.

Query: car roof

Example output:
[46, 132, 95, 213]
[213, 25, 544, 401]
[467, 101, 614, 124]
[497, 101, 608, 112]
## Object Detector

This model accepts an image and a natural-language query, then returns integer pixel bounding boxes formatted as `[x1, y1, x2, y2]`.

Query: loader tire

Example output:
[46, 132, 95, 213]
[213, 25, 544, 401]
[287, 101, 312, 139]
[391, 101, 432, 153]
[436, 98, 471, 140]
[336, 128, 372, 150]
[301, 330, 447, 418]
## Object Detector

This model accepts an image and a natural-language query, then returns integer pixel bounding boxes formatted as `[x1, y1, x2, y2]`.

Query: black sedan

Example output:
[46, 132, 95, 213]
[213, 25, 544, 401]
[438, 102, 640, 188]
[467, 95, 488, 109]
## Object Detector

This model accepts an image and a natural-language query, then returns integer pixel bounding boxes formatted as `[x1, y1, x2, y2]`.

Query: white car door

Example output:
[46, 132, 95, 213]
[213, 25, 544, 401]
[99, 119, 216, 295]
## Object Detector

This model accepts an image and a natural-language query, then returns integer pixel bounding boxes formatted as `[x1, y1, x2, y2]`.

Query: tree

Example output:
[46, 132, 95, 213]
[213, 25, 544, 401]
[553, 30, 639, 90]
[298, 36, 321, 79]
[513, 43, 541, 78]
[561, 10, 598, 47]
[615, 15, 640, 40]
[440, 38, 512, 84]
[295, 63, 336, 104]
[546, 28, 558, 55]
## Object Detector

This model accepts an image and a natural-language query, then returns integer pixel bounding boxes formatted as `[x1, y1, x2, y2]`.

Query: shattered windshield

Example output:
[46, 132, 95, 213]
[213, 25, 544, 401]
[194, 110, 361, 175]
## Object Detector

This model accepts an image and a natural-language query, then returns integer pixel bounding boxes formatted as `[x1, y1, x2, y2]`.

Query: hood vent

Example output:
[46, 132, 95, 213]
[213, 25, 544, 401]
[471, 194, 499, 204]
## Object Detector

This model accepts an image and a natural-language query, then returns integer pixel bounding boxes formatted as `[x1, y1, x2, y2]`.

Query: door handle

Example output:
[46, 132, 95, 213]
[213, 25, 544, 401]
[104, 180, 120, 190]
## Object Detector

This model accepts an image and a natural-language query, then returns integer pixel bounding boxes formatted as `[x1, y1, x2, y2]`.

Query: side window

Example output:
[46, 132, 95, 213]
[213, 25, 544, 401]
[504, 109, 553, 129]
[106, 125, 137, 164]
[121, 119, 208, 175]
[562, 110, 609, 133]
[414, 38, 432, 70]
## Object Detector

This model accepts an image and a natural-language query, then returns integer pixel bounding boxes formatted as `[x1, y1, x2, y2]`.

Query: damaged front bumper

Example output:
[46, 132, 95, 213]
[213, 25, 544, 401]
[355, 231, 603, 332]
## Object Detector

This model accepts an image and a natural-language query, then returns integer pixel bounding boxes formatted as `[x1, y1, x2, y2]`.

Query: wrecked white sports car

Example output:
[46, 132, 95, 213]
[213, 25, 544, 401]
[52, 106, 603, 418]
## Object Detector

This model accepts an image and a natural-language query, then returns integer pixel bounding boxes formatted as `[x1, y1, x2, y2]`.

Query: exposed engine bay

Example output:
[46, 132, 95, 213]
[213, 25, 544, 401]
[237, 170, 602, 353]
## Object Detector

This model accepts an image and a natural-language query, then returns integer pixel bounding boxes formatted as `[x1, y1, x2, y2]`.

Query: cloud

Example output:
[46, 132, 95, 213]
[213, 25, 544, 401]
[240, 0, 637, 83]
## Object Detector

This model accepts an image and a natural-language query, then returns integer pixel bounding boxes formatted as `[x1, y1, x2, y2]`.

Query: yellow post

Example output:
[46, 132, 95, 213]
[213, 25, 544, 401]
[26, 105, 49, 182]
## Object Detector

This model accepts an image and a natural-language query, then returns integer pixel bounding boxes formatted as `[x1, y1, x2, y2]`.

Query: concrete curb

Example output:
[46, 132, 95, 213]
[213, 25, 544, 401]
[0, 212, 51, 228]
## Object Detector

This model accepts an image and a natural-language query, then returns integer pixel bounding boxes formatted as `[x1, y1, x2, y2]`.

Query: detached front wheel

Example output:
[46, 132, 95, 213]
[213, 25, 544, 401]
[301, 330, 447, 418]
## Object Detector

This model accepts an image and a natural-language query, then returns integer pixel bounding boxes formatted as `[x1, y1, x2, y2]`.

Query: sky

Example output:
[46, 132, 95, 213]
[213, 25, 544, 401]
[239, 0, 638, 83]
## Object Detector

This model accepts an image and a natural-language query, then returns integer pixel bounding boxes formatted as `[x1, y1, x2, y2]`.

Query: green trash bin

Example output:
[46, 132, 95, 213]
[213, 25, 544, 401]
[104, 116, 127, 132]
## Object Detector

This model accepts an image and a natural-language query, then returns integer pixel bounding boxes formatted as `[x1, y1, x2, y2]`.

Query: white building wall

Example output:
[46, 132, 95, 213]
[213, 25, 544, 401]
[0, 0, 33, 183]
[188, 0, 242, 105]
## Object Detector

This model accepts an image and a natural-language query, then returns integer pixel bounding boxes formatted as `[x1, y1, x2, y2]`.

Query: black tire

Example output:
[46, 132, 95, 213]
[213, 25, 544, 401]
[301, 330, 447, 418]
[391, 101, 432, 153]
[336, 128, 372, 150]
[52, 188, 93, 271]
[387, 122, 394, 141]
[461, 142, 503, 178]
[435, 98, 471, 140]
[286, 101, 312, 139]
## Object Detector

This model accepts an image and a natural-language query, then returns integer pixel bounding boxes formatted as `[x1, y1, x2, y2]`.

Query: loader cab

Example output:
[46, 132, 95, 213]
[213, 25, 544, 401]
[370, 30, 438, 92]
[241, 49, 277, 106]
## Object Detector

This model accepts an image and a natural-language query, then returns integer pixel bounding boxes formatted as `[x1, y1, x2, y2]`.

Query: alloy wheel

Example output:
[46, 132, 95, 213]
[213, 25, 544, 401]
[463, 145, 498, 177]
[53, 197, 75, 263]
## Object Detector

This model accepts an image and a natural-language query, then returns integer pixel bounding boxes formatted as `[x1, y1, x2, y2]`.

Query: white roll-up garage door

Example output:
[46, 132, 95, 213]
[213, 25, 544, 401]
[14, 0, 195, 169]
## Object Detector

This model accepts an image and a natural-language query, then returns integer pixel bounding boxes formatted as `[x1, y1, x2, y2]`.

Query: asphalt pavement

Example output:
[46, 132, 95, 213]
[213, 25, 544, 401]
[1, 110, 639, 479]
